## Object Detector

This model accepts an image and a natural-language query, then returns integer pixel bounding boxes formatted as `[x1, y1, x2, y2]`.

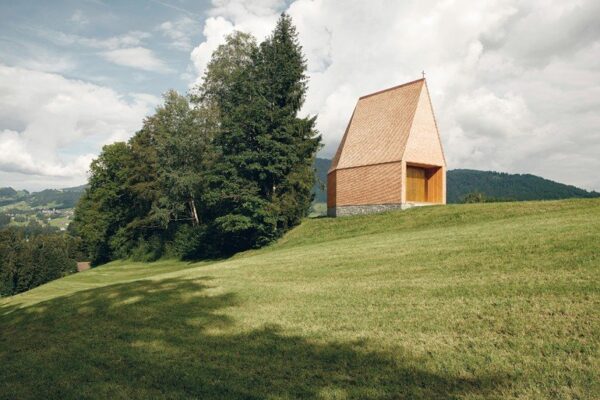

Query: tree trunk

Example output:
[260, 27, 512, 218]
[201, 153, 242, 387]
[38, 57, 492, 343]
[189, 196, 200, 226]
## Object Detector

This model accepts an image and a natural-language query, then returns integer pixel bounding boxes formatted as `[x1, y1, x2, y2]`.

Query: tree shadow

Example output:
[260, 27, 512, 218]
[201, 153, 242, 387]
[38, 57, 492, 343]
[0, 278, 508, 399]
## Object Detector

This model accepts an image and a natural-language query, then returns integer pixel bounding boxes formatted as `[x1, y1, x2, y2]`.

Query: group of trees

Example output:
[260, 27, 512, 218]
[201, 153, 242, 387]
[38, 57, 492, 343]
[460, 192, 512, 204]
[71, 15, 321, 265]
[0, 228, 80, 297]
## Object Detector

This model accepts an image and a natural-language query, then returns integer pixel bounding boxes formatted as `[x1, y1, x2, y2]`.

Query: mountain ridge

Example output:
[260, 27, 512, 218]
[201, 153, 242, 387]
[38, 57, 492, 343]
[3, 162, 598, 209]
[0, 185, 87, 209]
[313, 158, 600, 203]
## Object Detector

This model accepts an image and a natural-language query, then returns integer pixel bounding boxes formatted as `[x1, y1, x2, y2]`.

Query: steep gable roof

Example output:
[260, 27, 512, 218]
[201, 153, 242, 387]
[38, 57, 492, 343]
[403, 80, 446, 166]
[330, 78, 425, 172]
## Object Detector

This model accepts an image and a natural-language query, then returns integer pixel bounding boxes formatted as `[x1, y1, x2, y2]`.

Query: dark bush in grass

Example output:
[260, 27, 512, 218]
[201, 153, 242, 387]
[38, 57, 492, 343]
[130, 235, 164, 263]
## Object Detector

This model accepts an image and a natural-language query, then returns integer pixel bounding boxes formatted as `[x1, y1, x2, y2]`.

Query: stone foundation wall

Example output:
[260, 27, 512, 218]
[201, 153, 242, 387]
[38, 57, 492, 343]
[327, 202, 432, 217]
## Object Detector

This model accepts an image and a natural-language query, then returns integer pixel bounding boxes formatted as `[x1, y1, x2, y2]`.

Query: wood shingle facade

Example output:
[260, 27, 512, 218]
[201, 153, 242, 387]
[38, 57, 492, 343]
[327, 78, 446, 217]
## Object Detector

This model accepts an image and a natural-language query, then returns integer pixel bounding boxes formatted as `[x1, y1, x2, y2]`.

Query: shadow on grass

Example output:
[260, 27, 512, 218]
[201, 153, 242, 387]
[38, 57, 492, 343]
[1, 278, 507, 399]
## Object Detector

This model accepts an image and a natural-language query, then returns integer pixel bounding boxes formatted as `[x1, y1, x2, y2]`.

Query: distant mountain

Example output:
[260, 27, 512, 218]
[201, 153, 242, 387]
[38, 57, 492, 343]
[446, 169, 600, 203]
[28, 189, 83, 209]
[312, 159, 600, 204]
[0, 187, 29, 207]
[0, 187, 18, 197]
[0, 185, 87, 209]
[313, 158, 330, 202]
[61, 184, 88, 193]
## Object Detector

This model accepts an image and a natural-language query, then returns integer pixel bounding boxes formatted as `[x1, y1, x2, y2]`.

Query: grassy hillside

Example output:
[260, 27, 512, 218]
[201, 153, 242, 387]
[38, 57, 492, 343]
[1, 199, 599, 399]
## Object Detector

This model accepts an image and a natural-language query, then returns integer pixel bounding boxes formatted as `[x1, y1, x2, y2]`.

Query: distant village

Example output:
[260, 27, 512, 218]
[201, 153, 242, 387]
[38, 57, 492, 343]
[0, 186, 83, 231]
[5, 208, 73, 231]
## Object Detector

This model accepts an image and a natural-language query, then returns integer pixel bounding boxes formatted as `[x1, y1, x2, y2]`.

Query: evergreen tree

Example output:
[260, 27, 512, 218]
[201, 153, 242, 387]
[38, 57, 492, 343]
[197, 15, 321, 253]
[195, 31, 272, 253]
[254, 13, 321, 229]
[0, 228, 77, 297]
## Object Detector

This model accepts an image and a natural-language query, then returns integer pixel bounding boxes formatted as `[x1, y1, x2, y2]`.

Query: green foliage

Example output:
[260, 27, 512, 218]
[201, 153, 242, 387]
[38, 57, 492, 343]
[0, 228, 77, 297]
[72, 90, 216, 263]
[171, 224, 210, 260]
[196, 15, 321, 254]
[74, 15, 320, 262]
[153, 90, 216, 226]
[462, 192, 487, 203]
[129, 235, 164, 262]
[71, 142, 134, 265]
[461, 192, 515, 204]
[22, 220, 59, 236]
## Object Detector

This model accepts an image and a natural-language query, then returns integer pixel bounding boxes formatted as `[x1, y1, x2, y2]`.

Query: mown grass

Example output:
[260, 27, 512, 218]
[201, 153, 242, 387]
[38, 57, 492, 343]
[1, 199, 599, 399]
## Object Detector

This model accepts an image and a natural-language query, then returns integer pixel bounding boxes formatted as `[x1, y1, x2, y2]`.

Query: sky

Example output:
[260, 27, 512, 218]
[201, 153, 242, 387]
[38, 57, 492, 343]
[0, 0, 599, 192]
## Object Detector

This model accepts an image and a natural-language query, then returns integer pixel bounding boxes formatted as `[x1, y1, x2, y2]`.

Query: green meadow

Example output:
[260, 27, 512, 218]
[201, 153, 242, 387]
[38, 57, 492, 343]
[1, 199, 599, 399]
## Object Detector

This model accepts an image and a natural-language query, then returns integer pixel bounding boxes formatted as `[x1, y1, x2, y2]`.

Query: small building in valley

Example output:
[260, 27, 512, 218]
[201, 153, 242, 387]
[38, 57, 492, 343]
[327, 78, 446, 217]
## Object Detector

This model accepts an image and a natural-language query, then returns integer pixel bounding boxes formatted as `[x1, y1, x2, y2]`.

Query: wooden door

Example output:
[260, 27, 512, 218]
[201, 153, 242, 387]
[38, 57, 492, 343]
[406, 166, 426, 202]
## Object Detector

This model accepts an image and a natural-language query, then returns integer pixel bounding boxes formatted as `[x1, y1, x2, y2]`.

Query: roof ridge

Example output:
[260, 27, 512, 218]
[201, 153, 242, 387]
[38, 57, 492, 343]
[422, 79, 447, 166]
[328, 105, 357, 173]
[358, 78, 425, 100]
[397, 82, 425, 162]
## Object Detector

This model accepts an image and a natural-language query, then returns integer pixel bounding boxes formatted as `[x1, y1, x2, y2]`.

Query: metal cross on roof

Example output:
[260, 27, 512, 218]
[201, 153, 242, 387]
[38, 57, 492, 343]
[422, 70, 426, 79]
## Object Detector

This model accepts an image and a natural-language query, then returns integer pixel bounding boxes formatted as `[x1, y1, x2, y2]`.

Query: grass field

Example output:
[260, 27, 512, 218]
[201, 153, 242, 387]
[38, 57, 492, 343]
[1, 199, 599, 399]
[48, 215, 71, 229]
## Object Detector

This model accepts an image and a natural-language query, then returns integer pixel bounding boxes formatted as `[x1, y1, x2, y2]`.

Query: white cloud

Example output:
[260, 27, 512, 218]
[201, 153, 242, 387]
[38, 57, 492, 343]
[70, 10, 89, 27]
[158, 16, 199, 51]
[55, 31, 151, 50]
[0, 64, 158, 190]
[187, 0, 600, 191]
[101, 47, 173, 73]
[10, 50, 77, 74]
[47, 30, 174, 73]
[0, 129, 94, 177]
[189, 0, 284, 85]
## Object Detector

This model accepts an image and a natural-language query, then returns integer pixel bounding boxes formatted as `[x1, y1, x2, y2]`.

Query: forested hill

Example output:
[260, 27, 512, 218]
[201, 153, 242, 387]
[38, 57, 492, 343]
[0, 185, 86, 208]
[4, 162, 598, 209]
[446, 169, 600, 203]
[313, 157, 330, 202]
[312, 158, 600, 203]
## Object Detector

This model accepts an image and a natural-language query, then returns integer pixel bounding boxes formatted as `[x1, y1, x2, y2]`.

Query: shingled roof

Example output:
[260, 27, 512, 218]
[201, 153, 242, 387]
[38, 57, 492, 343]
[330, 78, 435, 172]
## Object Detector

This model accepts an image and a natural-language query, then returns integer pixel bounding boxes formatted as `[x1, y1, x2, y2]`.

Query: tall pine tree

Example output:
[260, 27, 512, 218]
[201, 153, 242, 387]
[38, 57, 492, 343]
[198, 15, 321, 253]
[255, 13, 321, 230]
